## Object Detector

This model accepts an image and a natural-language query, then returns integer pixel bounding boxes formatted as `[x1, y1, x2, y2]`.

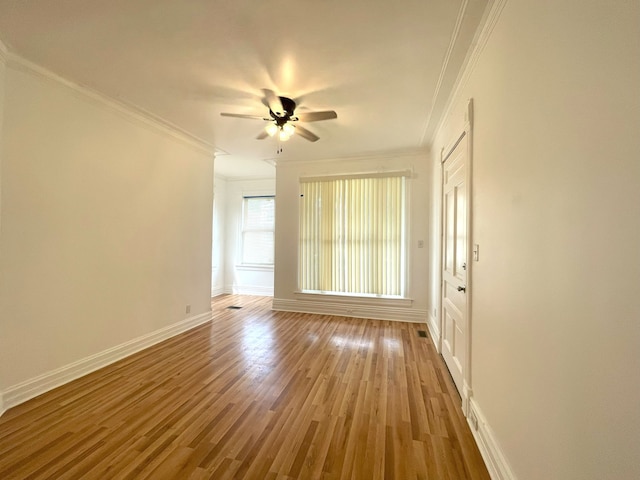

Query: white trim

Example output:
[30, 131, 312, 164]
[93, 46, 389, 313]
[274, 148, 428, 168]
[432, 0, 508, 144]
[273, 298, 427, 323]
[439, 99, 474, 404]
[227, 284, 274, 296]
[299, 170, 413, 183]
[0, 392, 5, 417]
[236, 264, 274, 272]
[426, 310, 441, 352]
[5, 53, 215, 156]
[468, 397, 517, 480]
[295, 291, 413, 308]
[464, 99, 474, 394]
[223, 174, 277, 181]
[0, 311, 212, 414]
[225, 176, 276, 183]
[211, 286, 226, 297]
[419, 0, 468, 145]
[462, 382, 473, 416]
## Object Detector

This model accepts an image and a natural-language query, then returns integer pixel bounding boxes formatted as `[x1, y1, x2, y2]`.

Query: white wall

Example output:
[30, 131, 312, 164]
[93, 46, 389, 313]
[0, 58, 214, 408]
[274, 151, 430, 322]
[429, 1, 640, 479]
[211, 175, 227, 296]
[222, 177, 275, 296]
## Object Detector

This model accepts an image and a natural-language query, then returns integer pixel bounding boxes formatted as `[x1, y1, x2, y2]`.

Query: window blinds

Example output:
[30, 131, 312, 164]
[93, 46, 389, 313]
[242, 196, 275, 265]
[299, 175, 406, 296]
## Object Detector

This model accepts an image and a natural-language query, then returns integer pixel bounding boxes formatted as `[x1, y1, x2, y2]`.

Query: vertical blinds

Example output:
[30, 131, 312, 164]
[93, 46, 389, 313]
[299, 174, 406, 296]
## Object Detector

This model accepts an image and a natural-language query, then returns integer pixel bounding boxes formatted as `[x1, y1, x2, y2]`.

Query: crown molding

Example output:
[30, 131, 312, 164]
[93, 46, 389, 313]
[431, 0, 509, 145]
[273, 147, 429, 169]
[6, 53, 216, 156]
[419, 0, 468, 146]
[225, 175, 276, 183]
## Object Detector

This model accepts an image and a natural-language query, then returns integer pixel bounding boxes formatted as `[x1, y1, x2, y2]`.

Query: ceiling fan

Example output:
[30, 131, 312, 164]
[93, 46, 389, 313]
[220, 89, 337, 142]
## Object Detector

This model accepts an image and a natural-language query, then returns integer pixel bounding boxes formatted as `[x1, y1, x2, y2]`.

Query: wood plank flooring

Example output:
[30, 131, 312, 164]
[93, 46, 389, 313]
[0, 295, 490, 479]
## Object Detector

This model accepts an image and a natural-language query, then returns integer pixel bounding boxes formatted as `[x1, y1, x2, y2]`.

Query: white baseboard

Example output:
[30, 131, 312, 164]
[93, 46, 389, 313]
[1, 311, 212, 414]
[272, 297, 428, 323]
[211, 285, 225, 297]
[226, 285, 274, 296]
[468, 397, 517, 480]
[0, 391, 5, 417]
[427, 310, 441, 351]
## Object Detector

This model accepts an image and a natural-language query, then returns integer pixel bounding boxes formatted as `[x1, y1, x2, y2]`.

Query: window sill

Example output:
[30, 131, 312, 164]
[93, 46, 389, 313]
[236, 264, 274, 272]
[294, 290, 413, 307]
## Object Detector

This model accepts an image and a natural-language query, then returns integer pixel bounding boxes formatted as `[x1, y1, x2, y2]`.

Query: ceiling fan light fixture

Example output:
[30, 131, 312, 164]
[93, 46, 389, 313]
[282, 123, 295, 136]
[220, 92, 336, 143]
[279, 129, 291, 142]
[265, 123, 278, 137]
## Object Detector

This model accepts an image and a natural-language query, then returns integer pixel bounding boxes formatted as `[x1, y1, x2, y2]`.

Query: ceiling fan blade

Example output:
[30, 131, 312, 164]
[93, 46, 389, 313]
[262, 89, 284, 117]
[294, 111, 338, 122]
[256, 130, 269, 140]
[295, 125, 320, 142]
[220, 113, 266, 120]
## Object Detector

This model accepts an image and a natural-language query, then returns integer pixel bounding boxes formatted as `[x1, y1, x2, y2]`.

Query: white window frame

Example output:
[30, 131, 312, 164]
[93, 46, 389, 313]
[297, 171, 411, 299]
[240, 194, 275, 268]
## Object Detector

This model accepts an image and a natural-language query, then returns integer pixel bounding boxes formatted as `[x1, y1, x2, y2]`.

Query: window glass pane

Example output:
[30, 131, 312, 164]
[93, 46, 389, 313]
[242, 232, 274, 264]
[242, 196, 275, 265]
[244, 197, 274, 229]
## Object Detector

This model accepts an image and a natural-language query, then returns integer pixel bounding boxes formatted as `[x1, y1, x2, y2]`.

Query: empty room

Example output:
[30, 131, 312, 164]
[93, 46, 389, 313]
[0, 1, 638, 479]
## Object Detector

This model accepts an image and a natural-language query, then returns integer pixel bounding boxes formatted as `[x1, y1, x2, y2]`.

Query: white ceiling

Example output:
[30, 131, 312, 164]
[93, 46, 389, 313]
[0, 0, 489, 178]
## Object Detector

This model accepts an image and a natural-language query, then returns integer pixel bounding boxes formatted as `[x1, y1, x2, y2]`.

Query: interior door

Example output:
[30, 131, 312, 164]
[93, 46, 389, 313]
[441, 135, 468, 396]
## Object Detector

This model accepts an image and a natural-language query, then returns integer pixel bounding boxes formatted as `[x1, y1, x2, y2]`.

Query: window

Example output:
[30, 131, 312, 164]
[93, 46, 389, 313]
[299, 173, 407, 297]
[242, 195, 275, 265]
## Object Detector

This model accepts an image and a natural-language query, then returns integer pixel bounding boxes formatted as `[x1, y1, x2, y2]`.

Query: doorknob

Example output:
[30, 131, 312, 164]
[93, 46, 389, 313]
[457, 285, 466, 292]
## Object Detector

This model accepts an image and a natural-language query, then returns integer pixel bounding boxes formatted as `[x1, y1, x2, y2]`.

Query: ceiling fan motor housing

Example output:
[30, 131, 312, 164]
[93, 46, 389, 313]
[270, 97, 297, 125]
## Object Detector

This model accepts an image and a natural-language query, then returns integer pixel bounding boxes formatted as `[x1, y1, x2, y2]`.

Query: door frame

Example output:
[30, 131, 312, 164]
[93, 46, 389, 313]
[439, 98, 474, 415]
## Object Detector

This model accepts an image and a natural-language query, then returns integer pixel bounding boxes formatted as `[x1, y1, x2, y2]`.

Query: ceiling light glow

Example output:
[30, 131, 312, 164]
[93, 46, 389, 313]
[265, 123, 278, 137]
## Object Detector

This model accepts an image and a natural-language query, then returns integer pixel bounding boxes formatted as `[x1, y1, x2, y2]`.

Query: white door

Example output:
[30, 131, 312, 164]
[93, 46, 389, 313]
[441, 135, 468, 396]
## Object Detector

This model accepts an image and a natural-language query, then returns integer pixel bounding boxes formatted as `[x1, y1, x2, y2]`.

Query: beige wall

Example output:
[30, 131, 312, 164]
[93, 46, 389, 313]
[0, 60, 214, 393]
[211, 175, 226, 296]
[0, 42, 6, 410]
[274, 152, 430, 321]
[429, 0, 640, 478]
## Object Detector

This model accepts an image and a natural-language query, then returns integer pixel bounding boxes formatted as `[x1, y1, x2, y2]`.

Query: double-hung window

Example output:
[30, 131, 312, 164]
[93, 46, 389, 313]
[241, 195, 275, 265]
[299, 172, 408, 297]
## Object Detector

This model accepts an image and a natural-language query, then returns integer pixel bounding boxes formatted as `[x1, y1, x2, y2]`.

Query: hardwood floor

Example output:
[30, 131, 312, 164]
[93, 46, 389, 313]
[0, 295, 490, 479]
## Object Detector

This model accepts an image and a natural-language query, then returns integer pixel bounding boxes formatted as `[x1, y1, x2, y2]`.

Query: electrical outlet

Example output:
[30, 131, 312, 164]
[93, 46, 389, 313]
[185, 304, 191, 314]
